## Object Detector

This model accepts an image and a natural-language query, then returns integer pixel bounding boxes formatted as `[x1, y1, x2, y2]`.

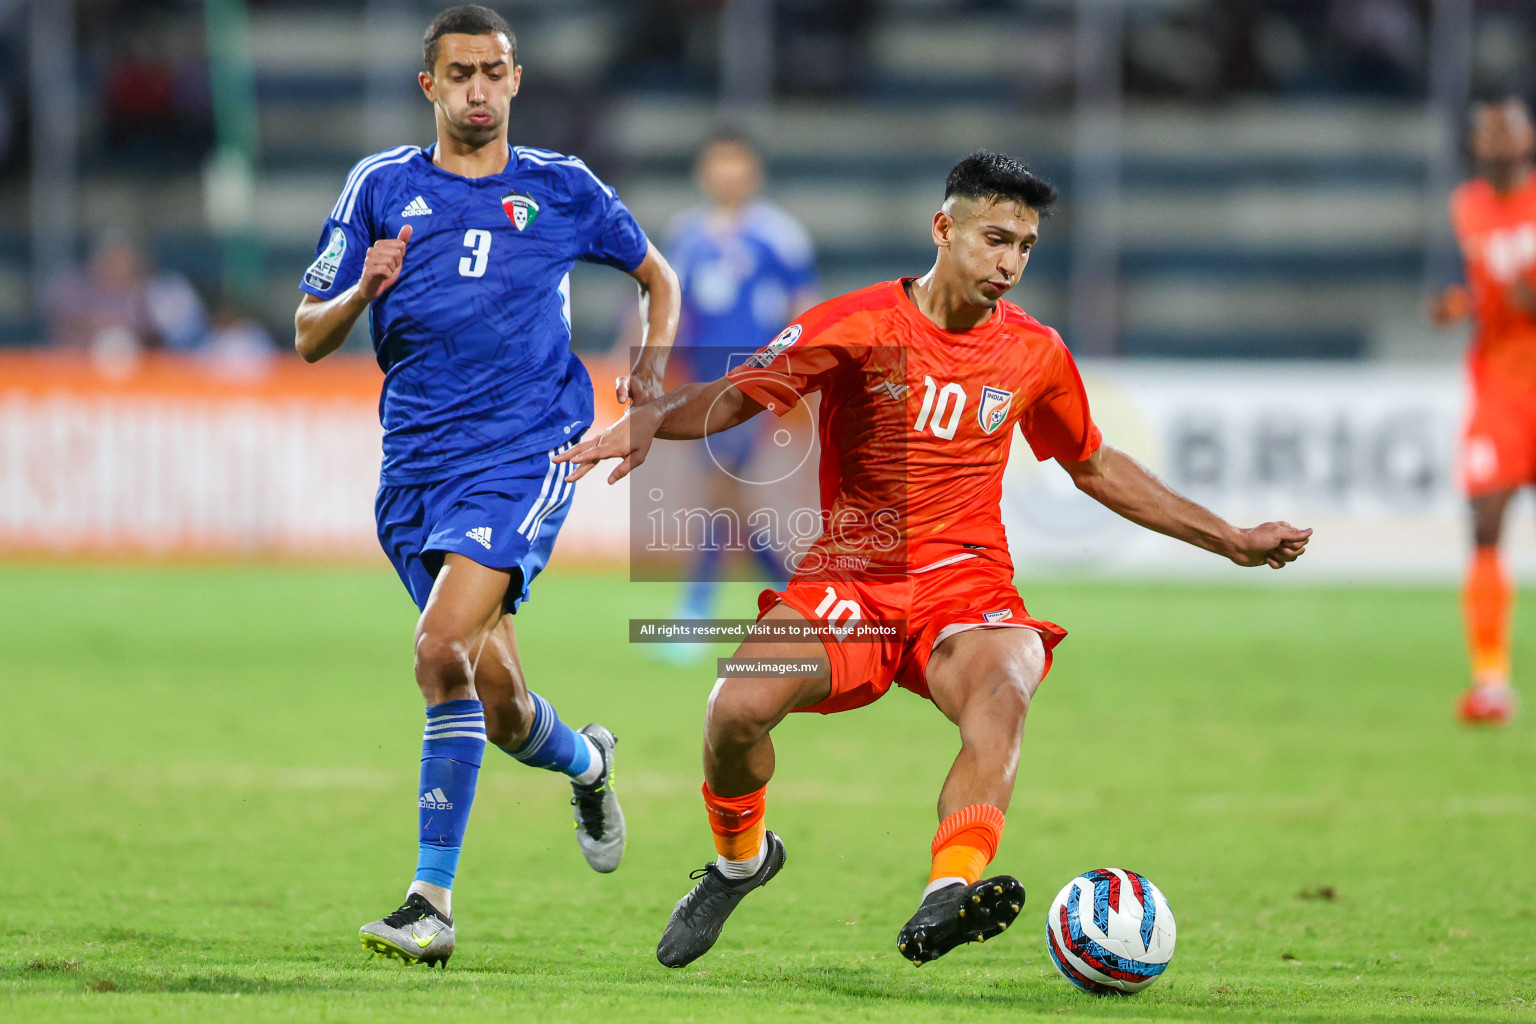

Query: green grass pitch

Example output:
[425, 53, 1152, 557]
[2, 565, 1533, 1023]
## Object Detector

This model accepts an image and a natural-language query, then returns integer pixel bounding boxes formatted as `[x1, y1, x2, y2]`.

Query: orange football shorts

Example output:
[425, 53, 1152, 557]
[1462, 374, 1536, 497]
[757, 555, 1066, 715]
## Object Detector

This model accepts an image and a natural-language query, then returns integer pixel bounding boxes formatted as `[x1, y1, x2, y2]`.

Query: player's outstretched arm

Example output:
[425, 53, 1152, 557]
[555, 377, 766, 484]
[616, 243, 681, 406]
[293, 225, 412, 362]
[1057, 445, 1312, 569]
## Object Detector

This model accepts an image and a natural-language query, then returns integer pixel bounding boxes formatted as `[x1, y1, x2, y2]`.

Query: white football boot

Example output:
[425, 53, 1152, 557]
[360, 892, 454, 967]
[570, 723, 626, 872]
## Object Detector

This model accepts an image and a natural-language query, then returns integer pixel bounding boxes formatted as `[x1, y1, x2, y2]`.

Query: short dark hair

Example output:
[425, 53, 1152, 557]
[944, 152, 1057, 215]
[699, 127, 761, 158]
[423, 5, 516, 74]
[1471, 91, 1530, 113]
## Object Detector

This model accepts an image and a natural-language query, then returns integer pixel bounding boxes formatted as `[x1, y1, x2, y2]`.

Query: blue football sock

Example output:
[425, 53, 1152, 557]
[507, 691, 592, 778]
[414, 698, 485, 890]
[684, 548, 723, 614]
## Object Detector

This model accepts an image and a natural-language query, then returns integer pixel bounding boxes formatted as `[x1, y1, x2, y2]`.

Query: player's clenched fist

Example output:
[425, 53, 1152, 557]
[360, 225, 413, 301]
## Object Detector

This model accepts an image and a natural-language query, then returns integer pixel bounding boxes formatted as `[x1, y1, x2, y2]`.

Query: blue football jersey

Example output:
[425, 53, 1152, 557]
[300, 144, 650, 484]
[665, 200, 817, 379]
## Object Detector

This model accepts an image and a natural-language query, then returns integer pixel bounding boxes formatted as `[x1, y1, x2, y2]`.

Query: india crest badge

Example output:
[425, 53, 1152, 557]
[977, 385, 1013, 434]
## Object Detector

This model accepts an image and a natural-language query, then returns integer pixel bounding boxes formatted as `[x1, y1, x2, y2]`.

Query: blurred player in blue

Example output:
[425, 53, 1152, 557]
[662, 132, 818, 640]
[292, 6, 678, 967]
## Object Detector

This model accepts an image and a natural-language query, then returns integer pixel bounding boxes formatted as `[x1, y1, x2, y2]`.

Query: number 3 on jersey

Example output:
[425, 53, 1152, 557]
[459, 229, 492, 278]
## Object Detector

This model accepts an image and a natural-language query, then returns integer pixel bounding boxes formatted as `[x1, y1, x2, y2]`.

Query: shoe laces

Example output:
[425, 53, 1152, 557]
[676, 865, 732, 920]
[381, 893, 434, 929]
[570, 757, 611, 840]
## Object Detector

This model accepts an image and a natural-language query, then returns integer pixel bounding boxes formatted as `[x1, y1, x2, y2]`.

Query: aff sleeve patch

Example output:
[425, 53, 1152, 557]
[742, 323, 802, 369]
[303, 227, 348, 291]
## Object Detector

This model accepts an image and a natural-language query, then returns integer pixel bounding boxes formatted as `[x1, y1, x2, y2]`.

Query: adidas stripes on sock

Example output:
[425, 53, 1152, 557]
[414, 699, 486, 892]
[506, 691, 600, 783]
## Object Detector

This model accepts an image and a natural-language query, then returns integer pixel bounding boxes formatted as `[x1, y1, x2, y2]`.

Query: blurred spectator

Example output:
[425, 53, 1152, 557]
[203, 299, 278, 379]
[654, 130, 818, 642]
[666, 132, 819, 351]
[145, 271, 210, 352]
[44, 230, 209, 354]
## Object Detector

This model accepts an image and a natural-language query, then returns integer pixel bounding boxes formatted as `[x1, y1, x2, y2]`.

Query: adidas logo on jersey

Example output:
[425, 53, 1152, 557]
[466, 526, 493, 549]
[420, 787, 452, 810]
[401, 196, 433, 217]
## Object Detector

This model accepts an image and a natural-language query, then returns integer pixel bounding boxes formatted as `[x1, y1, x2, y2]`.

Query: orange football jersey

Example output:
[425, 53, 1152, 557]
[1450, 174, 1536, 387]
[726, 279, 1101, 576]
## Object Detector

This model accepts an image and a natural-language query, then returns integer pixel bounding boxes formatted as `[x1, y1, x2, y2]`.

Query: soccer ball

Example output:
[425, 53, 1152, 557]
[1045, 868, 1176, 995]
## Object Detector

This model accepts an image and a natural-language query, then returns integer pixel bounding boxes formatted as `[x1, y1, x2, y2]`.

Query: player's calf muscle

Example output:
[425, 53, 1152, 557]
[952, 681, 1030, 783]
[704, 671, 823, 796]
[478, 684, 535, 749]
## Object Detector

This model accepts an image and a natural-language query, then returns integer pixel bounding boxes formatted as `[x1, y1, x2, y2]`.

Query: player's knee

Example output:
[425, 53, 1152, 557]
[962, 669, 1030, 731]
[706, 681, 782, 749]
[1470, 492, 1512, 547]
[413, 630, 475, 695]
[708, 700, 771, 750]
[1014, 631, 1047, 706]
[1471, 508, 1502, 547]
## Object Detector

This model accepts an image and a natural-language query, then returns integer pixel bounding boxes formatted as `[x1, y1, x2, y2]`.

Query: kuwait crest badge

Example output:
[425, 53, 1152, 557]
[501, 191, 540, 230]
[977, 385, 1013, 434]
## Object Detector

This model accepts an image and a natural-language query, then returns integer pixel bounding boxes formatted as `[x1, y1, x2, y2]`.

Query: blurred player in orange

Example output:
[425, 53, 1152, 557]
[1432, 94, 1536, 726]
[561, 152, 1311, 968]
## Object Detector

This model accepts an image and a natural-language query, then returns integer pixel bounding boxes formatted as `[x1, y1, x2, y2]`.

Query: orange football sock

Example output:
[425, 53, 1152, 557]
[928, 804, 1006, 890]
[702, 782, 766, 862]
[1464, 546, 1512, 683]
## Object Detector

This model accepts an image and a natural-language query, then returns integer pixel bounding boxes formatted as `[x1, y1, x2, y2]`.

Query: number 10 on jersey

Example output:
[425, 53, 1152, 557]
[914, 376, 966, 440]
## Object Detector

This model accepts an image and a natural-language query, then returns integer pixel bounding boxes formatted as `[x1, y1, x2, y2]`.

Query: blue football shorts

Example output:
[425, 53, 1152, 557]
[376, 441, 577, 613]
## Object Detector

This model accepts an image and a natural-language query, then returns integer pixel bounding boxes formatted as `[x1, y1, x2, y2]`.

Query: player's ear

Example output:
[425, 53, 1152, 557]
[510, 65, 522, 97]
[931, 209, 952, 249]
[419, 70, 436, 102]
